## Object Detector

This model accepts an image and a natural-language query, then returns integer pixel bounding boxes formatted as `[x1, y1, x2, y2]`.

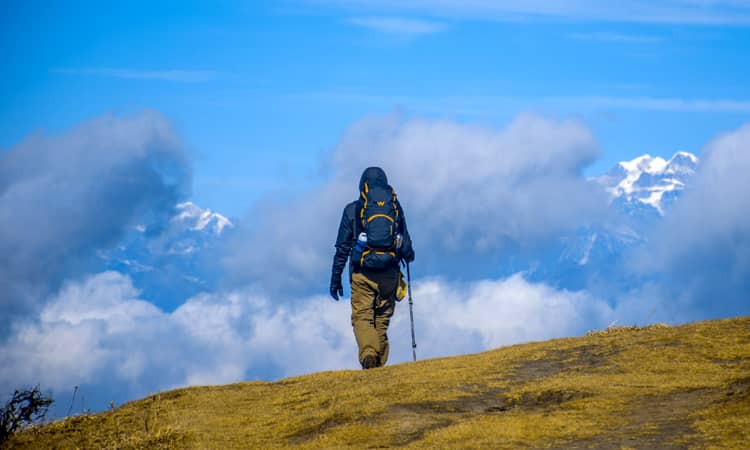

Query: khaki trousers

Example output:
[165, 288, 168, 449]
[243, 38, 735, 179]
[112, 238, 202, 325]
[350, 271, 396, 366]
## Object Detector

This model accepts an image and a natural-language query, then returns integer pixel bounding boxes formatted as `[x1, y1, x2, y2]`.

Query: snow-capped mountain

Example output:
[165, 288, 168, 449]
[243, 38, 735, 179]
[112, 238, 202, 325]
[162, 202, 233, 255]
[598, 151, 699, 216]
[539, 151, 700, 288]
[174, 202, 233, 236]
[99, 202, 233, 309]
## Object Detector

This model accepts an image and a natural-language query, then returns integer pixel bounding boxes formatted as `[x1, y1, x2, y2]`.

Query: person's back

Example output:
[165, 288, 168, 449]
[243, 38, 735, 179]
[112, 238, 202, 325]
[330, 167, 415, 369]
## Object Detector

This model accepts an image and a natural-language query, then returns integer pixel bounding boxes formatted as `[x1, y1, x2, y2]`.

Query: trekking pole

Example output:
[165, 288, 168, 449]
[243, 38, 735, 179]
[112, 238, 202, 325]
[406, 262, 417, 361]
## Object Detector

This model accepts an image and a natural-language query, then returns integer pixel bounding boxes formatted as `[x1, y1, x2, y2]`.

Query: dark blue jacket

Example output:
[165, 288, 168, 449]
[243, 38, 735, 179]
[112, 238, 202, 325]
[331, 167, 415, 284]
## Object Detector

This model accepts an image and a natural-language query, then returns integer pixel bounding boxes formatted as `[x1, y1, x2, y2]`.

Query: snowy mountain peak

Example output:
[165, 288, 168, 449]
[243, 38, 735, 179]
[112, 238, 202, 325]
[671, 151, 699, 163]
[599, 151, 699, 216]
[664, 151, 699, 176]
[175, 202, 233, 235]
[619, 154, 668, 177]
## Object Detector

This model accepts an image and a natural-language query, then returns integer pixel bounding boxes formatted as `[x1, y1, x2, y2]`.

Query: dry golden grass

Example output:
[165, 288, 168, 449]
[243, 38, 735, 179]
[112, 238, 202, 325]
[6, 316, 749, 449]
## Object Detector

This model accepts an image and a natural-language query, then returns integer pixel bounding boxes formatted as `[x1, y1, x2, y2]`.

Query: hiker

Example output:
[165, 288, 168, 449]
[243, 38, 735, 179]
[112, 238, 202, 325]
[330, 167, 415, 369]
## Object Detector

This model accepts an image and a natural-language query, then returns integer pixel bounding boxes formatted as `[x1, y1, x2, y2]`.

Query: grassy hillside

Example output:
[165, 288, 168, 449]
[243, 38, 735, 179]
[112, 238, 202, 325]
[6, 317, 750, 449]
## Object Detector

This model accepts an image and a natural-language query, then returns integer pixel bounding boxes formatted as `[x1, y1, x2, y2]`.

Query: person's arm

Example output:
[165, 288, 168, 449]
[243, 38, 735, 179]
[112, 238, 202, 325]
[397, 200, 415, 263]
[330, 203, 355, 300]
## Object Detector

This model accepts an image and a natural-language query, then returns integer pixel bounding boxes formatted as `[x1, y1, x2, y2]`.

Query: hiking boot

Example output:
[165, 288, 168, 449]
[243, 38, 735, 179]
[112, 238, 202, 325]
[362, 355, 378, 369]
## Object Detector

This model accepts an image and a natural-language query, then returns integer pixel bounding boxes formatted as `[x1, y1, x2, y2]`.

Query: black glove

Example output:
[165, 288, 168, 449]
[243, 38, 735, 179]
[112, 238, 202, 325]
[401, 247, 415, 264]
[330, 274, 343, 301]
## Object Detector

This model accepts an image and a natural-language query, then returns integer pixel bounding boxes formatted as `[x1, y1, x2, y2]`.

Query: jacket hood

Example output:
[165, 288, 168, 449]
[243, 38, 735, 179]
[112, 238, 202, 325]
[359, 167, 389, 192]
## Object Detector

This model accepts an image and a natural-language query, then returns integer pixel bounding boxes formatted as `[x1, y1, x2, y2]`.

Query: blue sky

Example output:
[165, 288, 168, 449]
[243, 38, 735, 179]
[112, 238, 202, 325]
[3, 0, 750, 216]
[2, 1, 750, 416]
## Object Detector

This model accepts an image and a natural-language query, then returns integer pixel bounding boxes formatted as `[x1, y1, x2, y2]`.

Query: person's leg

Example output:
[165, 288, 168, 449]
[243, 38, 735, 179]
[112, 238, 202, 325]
[373, 296, 395, 366]
[350, 272, 380, 366]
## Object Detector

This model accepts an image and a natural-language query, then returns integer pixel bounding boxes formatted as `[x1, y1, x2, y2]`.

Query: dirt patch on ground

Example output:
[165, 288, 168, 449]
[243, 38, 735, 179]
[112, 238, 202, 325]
[560, 374, 750, 449]
[389, 388, 508, 416]
[568, 387, 721, 450]
[286, 414, 350, 445]
[391, 387, 589, 416]
[726, 376, 750, 398]
[387, 417, 454, 447]
[380, 387, 590, 446]
[510, 345, 621, 385]
[284, 385, 591, 447]
[712, 357, 745, 366]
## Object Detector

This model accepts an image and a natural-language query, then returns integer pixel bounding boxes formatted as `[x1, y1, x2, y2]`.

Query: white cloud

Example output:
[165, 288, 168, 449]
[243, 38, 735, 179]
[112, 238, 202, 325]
[0, 273, 157, 391]
[658, 122, 750, 255]
[402, 274, 614, 360]
[54, 68, 220, 82]
[0, 270, 616, 411]
[346, 16, 449, 35]
[332, 113, 606, 248]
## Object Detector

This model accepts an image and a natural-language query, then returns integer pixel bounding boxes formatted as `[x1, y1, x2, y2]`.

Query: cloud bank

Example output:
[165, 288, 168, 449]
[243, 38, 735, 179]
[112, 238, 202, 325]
[631, 123, 750, 319]
[0, 111, 190, 327]
[0, 271, 611, 413]
[223, 113, 607, 293]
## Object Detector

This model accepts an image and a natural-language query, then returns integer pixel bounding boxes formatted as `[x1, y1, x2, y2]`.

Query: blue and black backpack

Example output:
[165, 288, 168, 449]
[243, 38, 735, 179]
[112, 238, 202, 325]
[352, 181, 400, 270]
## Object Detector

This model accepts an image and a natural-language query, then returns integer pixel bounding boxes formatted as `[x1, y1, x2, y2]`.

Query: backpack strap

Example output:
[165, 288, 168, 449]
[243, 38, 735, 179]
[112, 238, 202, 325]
[354, 200, 362, 237]
[359, 182, 369, 229]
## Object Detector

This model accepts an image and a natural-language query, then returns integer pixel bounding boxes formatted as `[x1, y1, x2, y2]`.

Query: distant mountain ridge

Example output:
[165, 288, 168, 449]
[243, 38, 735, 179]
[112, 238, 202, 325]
[174, 201, 233, 237]
[103, 152, 700, 302]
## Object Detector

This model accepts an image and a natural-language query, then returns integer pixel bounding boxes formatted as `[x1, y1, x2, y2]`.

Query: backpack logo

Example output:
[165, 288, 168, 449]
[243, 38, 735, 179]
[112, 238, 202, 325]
[377, 201, 385, 206]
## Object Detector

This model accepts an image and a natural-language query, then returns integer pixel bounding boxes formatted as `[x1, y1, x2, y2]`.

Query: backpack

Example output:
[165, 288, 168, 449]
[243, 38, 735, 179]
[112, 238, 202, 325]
[352, 182, 400, 269]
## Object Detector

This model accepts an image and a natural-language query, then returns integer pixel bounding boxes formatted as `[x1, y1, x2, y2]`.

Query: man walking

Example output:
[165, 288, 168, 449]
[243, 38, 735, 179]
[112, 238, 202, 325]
[330, 167, 415, 369]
